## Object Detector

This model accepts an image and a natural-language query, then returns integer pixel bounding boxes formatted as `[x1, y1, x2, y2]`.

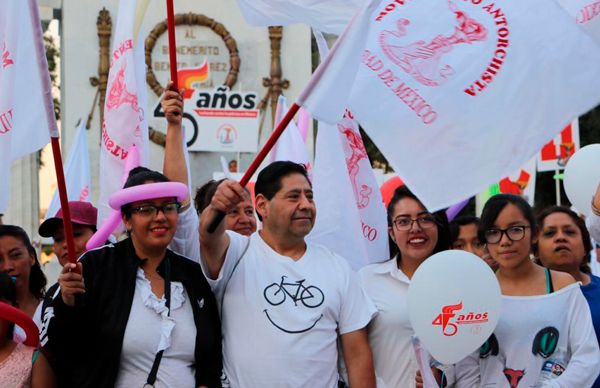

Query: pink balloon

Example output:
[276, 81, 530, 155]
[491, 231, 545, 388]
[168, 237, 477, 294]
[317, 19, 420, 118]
[85, 211, 121, 250]
[86, 144, 141, 250]
[108, 182, 188, 209]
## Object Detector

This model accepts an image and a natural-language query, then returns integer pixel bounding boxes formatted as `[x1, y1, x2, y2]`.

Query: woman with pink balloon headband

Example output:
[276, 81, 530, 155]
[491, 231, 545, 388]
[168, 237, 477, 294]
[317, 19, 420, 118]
[0, 272, 56, 387]
[42, 167, 223, 388]
[454, 194, 600, 387]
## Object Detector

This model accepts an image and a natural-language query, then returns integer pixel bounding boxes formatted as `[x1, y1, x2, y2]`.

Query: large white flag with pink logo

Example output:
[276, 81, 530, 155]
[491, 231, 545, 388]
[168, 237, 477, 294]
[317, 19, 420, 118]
[304, 0, 600, 211]
[99, 0, 149, 223]
[0, 0, 51, 212]
[235, 0, 364, 34]
[309, 111, 389, 269]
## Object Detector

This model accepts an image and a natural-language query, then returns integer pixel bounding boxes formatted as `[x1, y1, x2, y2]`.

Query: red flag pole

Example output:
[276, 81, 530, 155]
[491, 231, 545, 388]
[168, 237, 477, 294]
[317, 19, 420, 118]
[27, 0, 78, 267]
[166, 0, 178, 88]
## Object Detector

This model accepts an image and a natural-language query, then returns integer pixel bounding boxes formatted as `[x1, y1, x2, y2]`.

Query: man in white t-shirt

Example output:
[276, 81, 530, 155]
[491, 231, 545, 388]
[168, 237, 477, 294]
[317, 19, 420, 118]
[200, 161, 377, 388]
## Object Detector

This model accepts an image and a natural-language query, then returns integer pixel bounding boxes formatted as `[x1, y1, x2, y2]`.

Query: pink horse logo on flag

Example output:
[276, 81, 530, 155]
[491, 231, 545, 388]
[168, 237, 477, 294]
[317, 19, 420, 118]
[2, 43, 14, 69]
[379, 1, 488, 86]
[106, 59, 142, 118]
[338, 123, 373, 209]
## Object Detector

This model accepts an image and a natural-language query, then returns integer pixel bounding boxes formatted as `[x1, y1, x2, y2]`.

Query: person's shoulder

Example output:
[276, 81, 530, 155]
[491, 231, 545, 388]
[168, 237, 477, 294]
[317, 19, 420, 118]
[78, 242, 116, 264]
[551, 269, 577, 291]
[359, 259, 394, 277]
[169, 249, 203, 271]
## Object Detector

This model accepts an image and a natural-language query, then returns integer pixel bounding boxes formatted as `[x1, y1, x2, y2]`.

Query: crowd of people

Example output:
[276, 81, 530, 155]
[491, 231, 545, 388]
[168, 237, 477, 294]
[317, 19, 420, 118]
[1, 86, 600, 387]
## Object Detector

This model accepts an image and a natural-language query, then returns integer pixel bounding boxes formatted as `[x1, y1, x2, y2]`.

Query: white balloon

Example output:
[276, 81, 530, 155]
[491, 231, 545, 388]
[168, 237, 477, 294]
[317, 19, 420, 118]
[564, 144, 600, 215]
[408, 250, 501, 365]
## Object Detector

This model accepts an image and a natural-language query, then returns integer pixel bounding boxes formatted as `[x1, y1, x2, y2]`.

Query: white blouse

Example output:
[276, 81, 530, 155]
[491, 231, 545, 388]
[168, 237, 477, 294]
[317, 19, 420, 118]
[114, 268, 197, 388]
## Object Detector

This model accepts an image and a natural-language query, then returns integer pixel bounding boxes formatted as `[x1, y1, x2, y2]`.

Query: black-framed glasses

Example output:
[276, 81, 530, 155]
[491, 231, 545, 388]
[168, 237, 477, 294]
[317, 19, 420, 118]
[392, 215, 437, 231]
[131, 202, 181, 218]
[484, 225, 529, 244]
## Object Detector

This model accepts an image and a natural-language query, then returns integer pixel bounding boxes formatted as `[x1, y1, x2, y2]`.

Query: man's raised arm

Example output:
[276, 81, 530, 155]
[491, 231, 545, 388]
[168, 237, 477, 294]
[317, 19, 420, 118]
[200, 180, 247, 279]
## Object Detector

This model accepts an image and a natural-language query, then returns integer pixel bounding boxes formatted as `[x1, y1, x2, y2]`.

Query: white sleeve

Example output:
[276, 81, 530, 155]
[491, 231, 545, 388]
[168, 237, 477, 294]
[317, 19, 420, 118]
[588, 212, 600, 243]
[453, 351, 480, 388]
[547, 289, 600, 388]
[338, 261, 378, 335]
[205, 230, 249, 303]
[169, 205, 200, 263]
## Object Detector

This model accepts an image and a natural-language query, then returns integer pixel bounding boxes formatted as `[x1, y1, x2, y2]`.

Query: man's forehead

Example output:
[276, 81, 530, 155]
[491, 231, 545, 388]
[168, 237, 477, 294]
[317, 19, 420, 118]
[278, 174, 312, 192]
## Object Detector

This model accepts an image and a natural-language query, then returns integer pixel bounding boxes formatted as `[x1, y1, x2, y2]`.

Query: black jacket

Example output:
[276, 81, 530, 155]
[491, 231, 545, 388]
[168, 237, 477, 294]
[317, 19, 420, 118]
[42, 238, 222, 388]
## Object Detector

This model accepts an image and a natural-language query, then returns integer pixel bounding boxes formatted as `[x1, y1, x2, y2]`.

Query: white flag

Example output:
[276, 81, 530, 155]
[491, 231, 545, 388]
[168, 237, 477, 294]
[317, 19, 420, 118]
[0, 0, 52, 212]
[299, 0, 383, 124]
[235, 0, 365, 35]
[45, 121, 91, 219]
[269, 95, 310, 167]
[309, 112, 389, 269]
[99, 0, 149, 223]
[309, 0, 600, 210]
[556, 0, 600, 43]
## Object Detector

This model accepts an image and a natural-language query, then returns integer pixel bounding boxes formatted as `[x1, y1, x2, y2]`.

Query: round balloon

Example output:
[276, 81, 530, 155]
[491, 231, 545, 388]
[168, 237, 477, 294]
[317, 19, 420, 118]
[564, 144, 600, 215]
[408, 250, 501, 365]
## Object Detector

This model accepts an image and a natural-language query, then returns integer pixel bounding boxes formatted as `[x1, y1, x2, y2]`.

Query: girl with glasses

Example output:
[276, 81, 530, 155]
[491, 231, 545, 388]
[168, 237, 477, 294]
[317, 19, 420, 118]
[534, 206, 600, 388]
[455, 194, 599, 387]
[43, 167, 222, 388]
[358, 186, 450, 387]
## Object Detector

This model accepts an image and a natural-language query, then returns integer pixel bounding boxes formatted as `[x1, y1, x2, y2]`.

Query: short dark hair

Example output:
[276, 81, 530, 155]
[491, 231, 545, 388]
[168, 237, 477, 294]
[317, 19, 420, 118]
[0, 225, 46, 299]
[386, 186, 450, 259]
[449, 215, 480, 245]
[0, 272, 17, 339]
[121, 167, 170, 217]
[534, 206, 592, 274]
[254, 161, 311, 221]
[194, 179, 225, 215]
[479, 194, 536, 243]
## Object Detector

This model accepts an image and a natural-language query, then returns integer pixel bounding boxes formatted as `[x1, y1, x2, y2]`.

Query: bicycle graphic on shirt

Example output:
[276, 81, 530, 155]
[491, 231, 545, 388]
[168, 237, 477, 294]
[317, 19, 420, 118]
[263, 276, 325, 308]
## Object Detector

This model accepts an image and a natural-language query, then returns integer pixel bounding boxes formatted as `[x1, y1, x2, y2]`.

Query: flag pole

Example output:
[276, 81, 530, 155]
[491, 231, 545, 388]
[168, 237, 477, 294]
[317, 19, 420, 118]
[166, 0, 178, 87]
[27, 0, 78, 267]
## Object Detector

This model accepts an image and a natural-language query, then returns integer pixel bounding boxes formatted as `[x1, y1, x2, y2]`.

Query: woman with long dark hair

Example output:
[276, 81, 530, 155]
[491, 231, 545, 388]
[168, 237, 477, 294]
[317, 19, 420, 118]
[455, 195, 599, 387]
[359, 186, 450, 387]
[0, 225, 46, 334]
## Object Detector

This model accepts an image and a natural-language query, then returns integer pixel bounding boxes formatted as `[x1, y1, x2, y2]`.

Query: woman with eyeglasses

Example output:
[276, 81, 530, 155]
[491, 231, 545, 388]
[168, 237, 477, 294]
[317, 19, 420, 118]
[455, 194, 600, 387]
[534, 206, 600, 388]
[358, 186, 450, 387]
[43, 167, 222, 388]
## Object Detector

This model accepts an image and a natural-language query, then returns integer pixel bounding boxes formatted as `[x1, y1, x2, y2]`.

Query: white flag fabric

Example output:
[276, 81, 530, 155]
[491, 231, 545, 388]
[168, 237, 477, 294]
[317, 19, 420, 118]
[235, 0, 365, 35]
[309, 113, 389, 269]
[306, 0, 600, 210]
[0, 0, 52, 212]
[45, 121, 91, 219]
[269, 95, 310, 167]
[299, 0, 383, 124]
[556, 0, 600, 43]
[99, 0, 149, 224]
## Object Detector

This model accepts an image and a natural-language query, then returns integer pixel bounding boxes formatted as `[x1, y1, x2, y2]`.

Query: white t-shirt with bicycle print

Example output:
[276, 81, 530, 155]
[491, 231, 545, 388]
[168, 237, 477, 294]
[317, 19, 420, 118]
[206, 231, 377, 388]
